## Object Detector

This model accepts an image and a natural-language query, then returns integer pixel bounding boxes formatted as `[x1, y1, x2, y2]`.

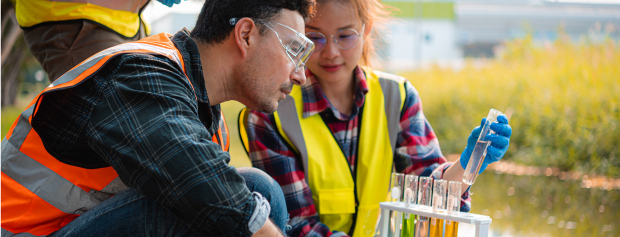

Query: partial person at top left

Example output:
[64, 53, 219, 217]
[15, 0, 182, 82]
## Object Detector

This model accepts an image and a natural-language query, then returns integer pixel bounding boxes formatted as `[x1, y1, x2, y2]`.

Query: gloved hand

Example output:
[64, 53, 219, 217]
[459, 114, 512, 174]
[157, 0, 182, 7]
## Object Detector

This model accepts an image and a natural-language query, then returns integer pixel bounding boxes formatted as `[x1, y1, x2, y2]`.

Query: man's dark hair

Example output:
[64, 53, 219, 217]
[191, 0, 315, 44]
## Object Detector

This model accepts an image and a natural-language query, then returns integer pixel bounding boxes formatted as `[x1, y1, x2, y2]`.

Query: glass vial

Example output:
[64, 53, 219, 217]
[389, 173, 405, 237]
[430, 179, 447, 237]
[462, 108, 504, 185]
[414, 177, 433, 237]
[401, 175, 419, 237]
[445, 181, 462, 237]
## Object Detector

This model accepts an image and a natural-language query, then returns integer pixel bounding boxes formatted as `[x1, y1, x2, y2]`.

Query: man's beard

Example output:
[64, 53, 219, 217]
[239, 52, 290, 114]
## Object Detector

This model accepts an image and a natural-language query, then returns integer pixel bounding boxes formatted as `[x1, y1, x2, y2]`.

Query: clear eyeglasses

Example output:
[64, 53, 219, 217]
[230, 18, 315, 72]
[305, 24, 364, 51]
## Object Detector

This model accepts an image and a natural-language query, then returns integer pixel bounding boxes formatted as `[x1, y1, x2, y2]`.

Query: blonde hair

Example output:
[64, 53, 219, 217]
[317, 0, 392, 67]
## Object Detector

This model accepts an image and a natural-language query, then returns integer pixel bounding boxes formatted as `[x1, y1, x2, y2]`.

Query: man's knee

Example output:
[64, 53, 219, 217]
[237, 167, 282, 197]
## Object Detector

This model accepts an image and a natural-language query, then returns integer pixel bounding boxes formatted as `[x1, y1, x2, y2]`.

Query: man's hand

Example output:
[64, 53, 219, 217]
[253, 219, 284, 237]
[459, 114, 512, 174]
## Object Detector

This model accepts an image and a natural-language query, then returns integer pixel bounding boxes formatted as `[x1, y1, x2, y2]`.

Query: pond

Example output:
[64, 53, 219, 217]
[459, 168, 620, 236]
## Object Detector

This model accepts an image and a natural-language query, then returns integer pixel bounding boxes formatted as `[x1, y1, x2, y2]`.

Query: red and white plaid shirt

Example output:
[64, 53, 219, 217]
[244, 66, 471, 237]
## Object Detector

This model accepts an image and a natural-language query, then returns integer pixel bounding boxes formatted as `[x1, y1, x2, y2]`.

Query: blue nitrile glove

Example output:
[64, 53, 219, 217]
[157, 0, 183, 7]
[460, 114, 512, 174]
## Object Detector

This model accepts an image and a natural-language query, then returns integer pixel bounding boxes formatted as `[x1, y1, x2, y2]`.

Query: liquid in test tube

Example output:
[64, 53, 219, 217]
[429, 179, 447, 237]
[414, 177, 433, 237]
[462, 109, 504, 185]
[401, 175, 419, 237]
[445, 181, 462, 237]
[389, 173, 404, 237]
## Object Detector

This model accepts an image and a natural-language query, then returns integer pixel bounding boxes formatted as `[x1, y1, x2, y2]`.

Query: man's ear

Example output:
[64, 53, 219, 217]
[233, 18, 259, 59]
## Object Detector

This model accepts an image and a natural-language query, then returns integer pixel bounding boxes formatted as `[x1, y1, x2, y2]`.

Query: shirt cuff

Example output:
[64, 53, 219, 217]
[431, 162, 472, 212]
[248, 192, 271, 234]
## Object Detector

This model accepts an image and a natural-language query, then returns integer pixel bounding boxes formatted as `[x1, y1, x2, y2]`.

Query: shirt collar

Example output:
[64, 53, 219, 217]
[170, 28, 222, 132]
[170, 28, 210, 105]
[301, 66, 369, 120]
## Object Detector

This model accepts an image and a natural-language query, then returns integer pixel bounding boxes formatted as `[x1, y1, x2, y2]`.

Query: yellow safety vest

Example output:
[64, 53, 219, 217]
[239, 67, 406, 237]
[15, 0, 151, 38]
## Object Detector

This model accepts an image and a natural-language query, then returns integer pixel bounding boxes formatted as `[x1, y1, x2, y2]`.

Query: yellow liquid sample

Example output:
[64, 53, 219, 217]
[428, 218, 459, 237]
[429, 218, 443, 237]
[444, 220, 459, 237]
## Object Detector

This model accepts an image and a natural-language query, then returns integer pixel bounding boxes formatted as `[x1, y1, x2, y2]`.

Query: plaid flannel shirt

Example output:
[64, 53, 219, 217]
[245, 67, 471, 237]
[31, 29, 267, 236]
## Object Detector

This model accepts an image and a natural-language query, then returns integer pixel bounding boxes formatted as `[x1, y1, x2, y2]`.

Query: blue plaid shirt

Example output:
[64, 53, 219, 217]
[31, 29, 265, 236]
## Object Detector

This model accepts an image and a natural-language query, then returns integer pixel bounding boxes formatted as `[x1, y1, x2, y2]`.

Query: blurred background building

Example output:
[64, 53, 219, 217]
[143, 0, 620, 72]
[379, 0, 620, 71]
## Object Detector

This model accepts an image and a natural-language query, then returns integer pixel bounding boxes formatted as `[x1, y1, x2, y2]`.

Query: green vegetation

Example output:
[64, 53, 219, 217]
[402, 36, 620, 177]
[382, 1, 455, 19]
[1, 106, 22, 139]
[221, 101, 252, 168]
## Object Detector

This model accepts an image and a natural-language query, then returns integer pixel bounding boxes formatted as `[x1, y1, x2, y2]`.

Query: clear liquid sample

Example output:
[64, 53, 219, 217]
[462, 140, 491, 185]
[414, 217, 430, 237]
[463, 109, 503, 185]
[388, 210, 402, 237]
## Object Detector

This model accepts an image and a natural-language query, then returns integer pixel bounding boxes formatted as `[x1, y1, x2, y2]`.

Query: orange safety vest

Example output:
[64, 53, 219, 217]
[1, 33, 229, 237]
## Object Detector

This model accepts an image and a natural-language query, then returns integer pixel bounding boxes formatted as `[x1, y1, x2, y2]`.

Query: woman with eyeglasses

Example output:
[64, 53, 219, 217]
[239, 0, 512, 236]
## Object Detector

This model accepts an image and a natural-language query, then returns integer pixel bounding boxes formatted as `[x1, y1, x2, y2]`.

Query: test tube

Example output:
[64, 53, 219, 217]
[389, 173, 405, 237]
[404, 175, 419, 207]
[462, 108, 504, 185]
[417, 177, 433, 209]
[432, 179, 447, 213]
[401, 175, 419, 237]
[445, 181, 462, 237]
[447, 181, 462, 215]
[414, 177, 433, 237]
[430, 179, 447, 237]
[390, 173, 405, 202]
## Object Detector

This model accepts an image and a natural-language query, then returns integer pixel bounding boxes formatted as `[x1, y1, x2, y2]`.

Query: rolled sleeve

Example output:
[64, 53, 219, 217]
[248, 192, 271, 234]
[431, 163, 472, 212]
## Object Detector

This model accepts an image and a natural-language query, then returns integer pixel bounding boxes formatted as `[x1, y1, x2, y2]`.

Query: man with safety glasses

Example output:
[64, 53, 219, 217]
[1, 0, 314, 237]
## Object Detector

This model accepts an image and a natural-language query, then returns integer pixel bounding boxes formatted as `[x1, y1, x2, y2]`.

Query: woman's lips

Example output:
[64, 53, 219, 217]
[320, 64, 342, 72]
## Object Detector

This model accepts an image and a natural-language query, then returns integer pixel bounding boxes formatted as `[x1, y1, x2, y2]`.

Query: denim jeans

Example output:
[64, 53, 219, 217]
[49, 167, 288, 236]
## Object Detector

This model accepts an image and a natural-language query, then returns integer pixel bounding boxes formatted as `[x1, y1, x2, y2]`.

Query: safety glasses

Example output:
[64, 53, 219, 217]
[230, 18, 315, 72]
[261, 21, 315, 72]
[305, 24, 364, 51]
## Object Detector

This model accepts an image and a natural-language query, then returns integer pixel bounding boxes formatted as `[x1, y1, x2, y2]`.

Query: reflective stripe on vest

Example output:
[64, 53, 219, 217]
[239, 67, 406, 236]
[212, 111, 230, 152]
[1, 33, 226, 236]
[15, 0, 151, 37]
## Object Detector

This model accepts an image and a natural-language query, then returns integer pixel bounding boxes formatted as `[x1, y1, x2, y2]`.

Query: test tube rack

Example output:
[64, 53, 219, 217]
[378, 202, 492, 237]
